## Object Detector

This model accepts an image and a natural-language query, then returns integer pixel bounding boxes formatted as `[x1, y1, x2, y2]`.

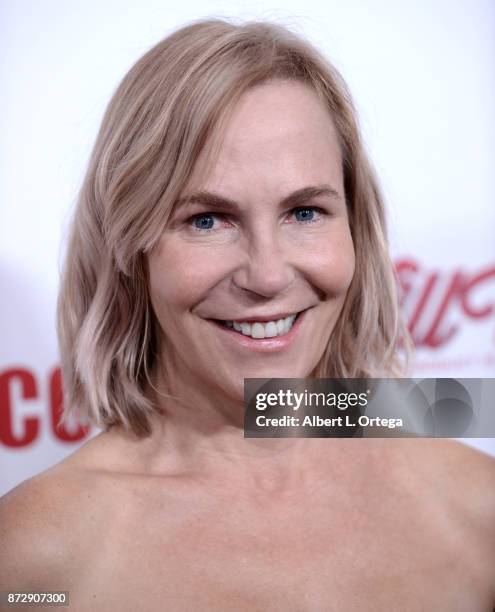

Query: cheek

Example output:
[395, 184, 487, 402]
[147, 240, 229, 313]
[148, 224, 355, 315]
[307, 229, 355, 296]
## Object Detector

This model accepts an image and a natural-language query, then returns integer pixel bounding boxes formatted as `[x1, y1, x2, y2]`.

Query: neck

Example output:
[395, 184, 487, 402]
[126, 360, 337, 497]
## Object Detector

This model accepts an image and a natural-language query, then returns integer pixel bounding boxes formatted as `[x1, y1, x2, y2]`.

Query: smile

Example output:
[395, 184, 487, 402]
[207, 309, 309, 353]
[220, 314, 298, 339]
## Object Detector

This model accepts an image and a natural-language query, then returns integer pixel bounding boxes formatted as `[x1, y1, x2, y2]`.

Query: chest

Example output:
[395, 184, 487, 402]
[71, 491, 491, 611]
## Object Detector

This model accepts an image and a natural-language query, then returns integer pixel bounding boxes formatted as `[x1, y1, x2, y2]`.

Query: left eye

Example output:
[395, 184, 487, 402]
[291, 207, 321, 222]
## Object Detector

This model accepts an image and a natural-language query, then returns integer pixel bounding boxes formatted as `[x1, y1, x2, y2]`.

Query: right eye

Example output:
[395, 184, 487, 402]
[189, 214, 217, 231]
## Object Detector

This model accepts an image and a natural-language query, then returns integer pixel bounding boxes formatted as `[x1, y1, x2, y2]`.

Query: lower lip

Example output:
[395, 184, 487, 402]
[210, 310, 308, 352]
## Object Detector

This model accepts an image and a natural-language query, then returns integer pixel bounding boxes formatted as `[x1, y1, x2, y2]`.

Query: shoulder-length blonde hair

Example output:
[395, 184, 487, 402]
[58, 17, 410, 437]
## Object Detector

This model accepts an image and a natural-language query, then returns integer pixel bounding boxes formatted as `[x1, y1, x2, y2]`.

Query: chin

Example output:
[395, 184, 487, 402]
[227, 363, 313, 393]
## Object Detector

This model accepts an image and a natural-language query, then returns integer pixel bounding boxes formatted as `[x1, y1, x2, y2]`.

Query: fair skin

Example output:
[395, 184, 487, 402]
[148, 78, 354, 414]
[1, 80, 494, 612]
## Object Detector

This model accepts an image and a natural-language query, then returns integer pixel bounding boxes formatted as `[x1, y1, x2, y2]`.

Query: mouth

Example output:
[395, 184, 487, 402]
[210, 310, 305, 340]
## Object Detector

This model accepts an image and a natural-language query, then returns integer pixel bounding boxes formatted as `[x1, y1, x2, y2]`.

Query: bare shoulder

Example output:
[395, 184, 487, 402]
[0, 471, 75, 590]
[422, 439, 495, 508]
[401, 439, 495, 513]
[0, 434, 121, 591]
[397, 439, 495, 565]
[439, 440, 495, 531]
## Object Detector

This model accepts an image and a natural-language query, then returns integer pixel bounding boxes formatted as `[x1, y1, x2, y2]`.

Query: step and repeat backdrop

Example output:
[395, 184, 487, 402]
[1, 1, 494, 495]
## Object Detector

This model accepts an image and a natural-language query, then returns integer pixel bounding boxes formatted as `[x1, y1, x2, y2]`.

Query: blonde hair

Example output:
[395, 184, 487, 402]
[57, 17, 411, 437]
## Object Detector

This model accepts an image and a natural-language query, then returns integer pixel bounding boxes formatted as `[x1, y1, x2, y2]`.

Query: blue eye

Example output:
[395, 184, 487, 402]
[191, 214, 215, 230]
[293, 208, 317, 222]
[187, 208, 323, 232]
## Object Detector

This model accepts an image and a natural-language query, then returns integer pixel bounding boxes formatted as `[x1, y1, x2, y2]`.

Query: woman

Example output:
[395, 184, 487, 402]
[1, 18, 494, 611]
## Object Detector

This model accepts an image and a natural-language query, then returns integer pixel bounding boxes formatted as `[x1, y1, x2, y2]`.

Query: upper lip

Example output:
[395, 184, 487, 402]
[214, 309, 306, 323]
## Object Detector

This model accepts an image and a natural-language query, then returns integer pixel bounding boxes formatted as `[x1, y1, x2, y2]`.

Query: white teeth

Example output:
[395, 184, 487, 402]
[240, 323, 251, 336]
[264, 322, 278, 338]
[251, 323, 265, 339]
[223, 314, 298, 339]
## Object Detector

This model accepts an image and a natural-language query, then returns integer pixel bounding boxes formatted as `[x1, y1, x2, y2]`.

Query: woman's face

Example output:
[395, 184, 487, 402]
[148, 79, 355, 403]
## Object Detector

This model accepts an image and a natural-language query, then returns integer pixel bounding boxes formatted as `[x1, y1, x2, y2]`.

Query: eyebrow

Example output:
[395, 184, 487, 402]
[175, 184, 343, 212]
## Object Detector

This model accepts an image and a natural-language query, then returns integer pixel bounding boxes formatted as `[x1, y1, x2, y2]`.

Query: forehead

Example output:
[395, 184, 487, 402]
[185, 79, 343, 195]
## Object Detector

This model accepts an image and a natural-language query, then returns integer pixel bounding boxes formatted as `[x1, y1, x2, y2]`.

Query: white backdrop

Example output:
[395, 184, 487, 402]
[1, 0, 494, 496]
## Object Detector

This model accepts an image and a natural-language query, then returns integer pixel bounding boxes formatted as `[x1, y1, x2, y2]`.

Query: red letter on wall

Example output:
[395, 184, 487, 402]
[49, 368, 90, 442]
[0, 368, 39, 448]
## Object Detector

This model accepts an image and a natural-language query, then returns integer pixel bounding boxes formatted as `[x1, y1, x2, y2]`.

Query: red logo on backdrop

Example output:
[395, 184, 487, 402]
[0, 259, 494, 448]
[0, 367, 90, 448]
[396, 258, 495, 347]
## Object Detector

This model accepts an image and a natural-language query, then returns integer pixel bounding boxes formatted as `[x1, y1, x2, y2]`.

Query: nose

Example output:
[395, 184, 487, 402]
[232, 229, 295, 298]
